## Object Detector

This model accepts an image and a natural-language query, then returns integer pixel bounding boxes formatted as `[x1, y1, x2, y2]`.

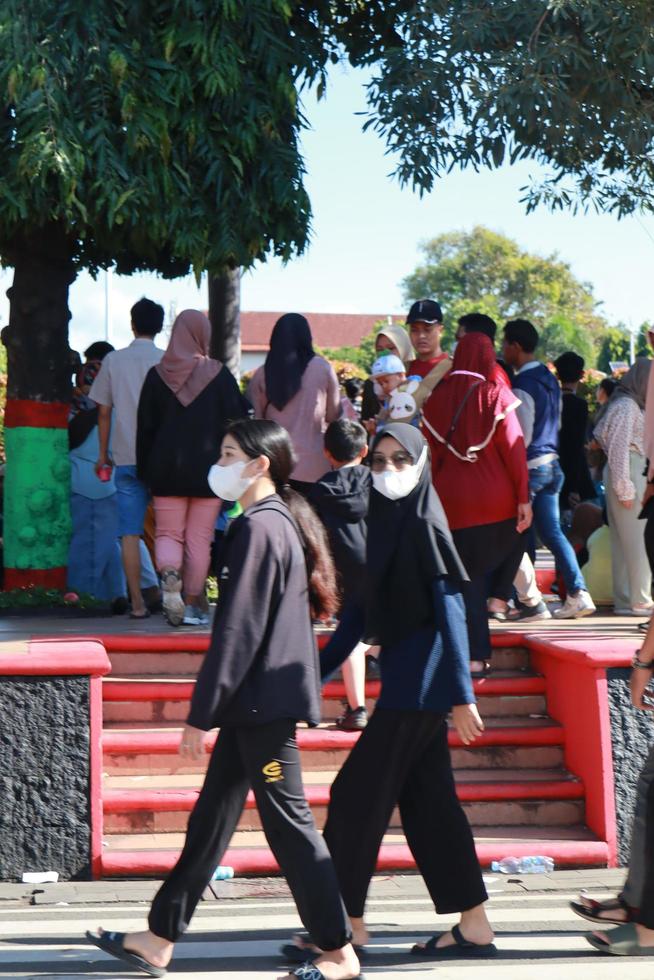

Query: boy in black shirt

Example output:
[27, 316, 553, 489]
[310, 420, 371, 730]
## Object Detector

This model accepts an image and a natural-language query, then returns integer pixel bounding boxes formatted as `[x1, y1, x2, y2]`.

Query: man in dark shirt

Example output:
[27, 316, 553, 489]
[554, 352, 596, 513]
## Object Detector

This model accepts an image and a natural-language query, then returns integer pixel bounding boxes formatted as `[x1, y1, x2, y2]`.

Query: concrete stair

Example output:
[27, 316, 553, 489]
[98, 636, 610, 876]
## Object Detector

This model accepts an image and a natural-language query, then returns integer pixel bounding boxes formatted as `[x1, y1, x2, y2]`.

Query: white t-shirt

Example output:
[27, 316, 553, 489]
[89, 338, 163, 466]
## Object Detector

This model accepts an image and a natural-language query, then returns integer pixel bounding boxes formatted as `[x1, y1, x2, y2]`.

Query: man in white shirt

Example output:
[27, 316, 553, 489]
[89, 298, 164, 618]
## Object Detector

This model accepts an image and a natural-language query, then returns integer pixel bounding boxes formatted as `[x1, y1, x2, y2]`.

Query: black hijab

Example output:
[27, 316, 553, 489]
[366, 422, 468, 646]
[264, 313, 315, 411]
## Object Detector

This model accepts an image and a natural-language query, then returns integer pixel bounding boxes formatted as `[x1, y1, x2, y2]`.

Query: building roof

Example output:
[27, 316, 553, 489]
[240, 311, 401, 352]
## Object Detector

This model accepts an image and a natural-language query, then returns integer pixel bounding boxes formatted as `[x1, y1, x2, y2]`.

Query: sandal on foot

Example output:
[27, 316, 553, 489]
[281, 935, 368, 963]
[85, 930, 167, 977]
[586, 921, 654, 956]
[470, 661, 491, 680]
[570, 895, 633, 925]
[411, 924, 497, 959]
[286, 963, 364, 980]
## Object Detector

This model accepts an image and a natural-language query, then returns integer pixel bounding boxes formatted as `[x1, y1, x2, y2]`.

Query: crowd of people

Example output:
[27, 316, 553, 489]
[76, 296, 654, 977]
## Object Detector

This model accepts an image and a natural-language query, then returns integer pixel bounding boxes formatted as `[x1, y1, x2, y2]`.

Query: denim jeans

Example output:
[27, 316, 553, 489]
[529, 459, 586, 595]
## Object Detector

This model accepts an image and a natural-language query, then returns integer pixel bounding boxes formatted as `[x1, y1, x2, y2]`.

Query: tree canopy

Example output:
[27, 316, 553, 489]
[0, 1, 311, 278]
[353, 1, 654, 216]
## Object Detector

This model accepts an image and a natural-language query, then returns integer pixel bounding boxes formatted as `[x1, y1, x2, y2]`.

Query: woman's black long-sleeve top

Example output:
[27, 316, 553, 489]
[136, 367, 250, 497]
[187, 495, 321, 730]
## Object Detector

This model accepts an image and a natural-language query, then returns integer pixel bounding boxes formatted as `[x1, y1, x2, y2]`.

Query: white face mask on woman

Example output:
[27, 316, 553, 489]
[207, 460, 256, 501]
[371, 446, 427, 501]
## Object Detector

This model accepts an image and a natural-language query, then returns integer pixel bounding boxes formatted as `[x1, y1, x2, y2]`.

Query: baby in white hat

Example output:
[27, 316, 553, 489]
[369, 353, 421, 432]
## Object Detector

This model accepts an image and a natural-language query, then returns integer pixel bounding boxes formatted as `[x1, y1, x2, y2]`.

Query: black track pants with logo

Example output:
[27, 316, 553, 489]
[148, 718, 351, 949]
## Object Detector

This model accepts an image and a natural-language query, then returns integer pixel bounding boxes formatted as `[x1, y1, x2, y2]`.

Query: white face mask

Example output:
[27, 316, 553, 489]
[371, 446, 427, 500]
[207, 460, 255, 501]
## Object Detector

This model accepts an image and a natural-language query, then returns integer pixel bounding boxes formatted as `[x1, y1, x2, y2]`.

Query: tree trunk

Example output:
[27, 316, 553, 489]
[1, 224, 78, 590]
[208, 269, 241, 379]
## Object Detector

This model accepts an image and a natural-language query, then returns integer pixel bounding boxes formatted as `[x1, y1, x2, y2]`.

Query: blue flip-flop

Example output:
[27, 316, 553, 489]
[85, 930, 166, 977]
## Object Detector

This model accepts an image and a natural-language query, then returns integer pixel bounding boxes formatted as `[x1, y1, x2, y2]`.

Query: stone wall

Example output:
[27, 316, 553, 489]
[607, 667, 654, 866]
[0, 676, 90, 880]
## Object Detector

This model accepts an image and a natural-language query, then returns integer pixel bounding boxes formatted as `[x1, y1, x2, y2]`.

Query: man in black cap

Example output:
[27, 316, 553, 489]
[405, 298, 452, 411]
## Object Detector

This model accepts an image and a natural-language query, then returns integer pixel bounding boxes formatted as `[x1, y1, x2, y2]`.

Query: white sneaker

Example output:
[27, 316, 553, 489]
[553, 590, 596, 619]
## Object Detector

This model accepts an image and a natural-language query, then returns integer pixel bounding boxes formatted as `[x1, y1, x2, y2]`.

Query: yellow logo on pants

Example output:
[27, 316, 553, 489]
[262, 760, 283, 783]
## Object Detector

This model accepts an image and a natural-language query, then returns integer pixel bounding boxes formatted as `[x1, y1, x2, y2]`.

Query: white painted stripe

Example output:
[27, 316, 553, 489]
[0, 905, 588, 938]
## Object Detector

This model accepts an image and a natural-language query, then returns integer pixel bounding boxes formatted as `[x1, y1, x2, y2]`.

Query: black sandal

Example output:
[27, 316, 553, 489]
[411, 924, 497, 959]
[569, 895, 634, 925]
[285, 964, 364, 980]
[85, 930, 166, 977]
[280, 934, 368, 963]
[470, 660, 491, 680]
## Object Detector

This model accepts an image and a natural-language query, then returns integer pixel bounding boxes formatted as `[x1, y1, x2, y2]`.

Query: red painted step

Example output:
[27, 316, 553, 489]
[101, 675, 547, 703]
[103, 778, 584, 816]
[102, 723, 565, 757]
[100, 837, 610, 877]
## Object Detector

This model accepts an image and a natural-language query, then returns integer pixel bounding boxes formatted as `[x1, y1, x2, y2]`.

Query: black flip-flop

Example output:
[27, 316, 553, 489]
[85, 930, 167, 977]
[281, 935, 368, 963]
[411, 924, 497, 959]
[129, 609, 151, 620]
[570, 896, 633, 926]
[285, 963, 364, 980]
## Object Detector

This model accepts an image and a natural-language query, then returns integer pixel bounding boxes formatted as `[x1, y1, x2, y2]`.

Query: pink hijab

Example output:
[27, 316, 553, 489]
[156, 310, 222, 406]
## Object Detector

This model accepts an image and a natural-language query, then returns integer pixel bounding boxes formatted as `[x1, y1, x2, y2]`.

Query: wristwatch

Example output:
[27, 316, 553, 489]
[632, 653, 654, 669]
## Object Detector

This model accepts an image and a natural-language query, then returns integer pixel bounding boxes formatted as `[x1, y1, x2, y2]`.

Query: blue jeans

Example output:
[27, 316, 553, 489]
[115, 464, 150, 537]
[529, 460, 586, 595]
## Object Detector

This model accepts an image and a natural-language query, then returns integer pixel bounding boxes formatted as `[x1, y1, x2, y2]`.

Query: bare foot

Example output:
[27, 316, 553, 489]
[279, 942, 360, 979]
[413, 905, 494, 952]
[349, 916, 369, 948]
[98, 926, 174, 968]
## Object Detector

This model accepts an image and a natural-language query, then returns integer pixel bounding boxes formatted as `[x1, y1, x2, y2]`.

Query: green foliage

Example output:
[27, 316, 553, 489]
[0, 1, 311, 276]
[403, 226, 607, 358]
[596, 324, 651, 374]
[0, 587, 104, 609]
[354, 1, 654, 216]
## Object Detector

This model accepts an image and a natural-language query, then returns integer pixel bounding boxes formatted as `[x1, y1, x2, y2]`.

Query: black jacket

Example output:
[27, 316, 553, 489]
[309, 465, 370, 605]
[136, 367, 250, 496]
[558, 391, 595, 505]
[187, 495, 321, 730]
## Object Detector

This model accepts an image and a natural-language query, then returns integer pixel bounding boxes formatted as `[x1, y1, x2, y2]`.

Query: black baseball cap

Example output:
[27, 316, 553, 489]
[406, 299, 443, 325]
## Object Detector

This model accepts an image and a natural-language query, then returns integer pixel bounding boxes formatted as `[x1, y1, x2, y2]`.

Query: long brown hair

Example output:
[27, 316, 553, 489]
[225, 419, 338, 620]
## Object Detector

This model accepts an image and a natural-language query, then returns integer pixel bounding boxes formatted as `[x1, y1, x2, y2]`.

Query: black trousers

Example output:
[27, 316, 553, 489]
[323, 709, 487, 919]
[148, 719, 350, 950]
[453, 520, 526, 662]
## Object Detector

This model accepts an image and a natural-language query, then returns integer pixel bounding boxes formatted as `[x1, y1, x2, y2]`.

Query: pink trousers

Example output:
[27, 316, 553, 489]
[153, 496, 221, 596]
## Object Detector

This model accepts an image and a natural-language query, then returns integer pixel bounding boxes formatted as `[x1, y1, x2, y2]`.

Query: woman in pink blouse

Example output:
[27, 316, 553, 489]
[247, 314, 341, 494]
[594, 357, 653, 615]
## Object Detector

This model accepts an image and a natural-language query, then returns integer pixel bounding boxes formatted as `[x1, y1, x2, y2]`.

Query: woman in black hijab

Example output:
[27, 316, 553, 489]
[247, 314, 342, 494]
[283, 423, 495, 963]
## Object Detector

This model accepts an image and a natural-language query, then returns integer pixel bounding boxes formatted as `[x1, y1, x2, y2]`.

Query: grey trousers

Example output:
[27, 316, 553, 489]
[622, 741, 654, 907]
[604, 454, 651, 610]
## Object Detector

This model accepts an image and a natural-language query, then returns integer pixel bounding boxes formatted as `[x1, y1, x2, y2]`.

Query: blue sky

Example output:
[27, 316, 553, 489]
[3, 65, 653, 354]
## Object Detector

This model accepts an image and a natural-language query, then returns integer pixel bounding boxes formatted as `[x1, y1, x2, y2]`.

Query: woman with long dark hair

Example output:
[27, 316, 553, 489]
[284, 422, 495, 964]
[87, 420, 361, 980]
[247, 313, 341, 494]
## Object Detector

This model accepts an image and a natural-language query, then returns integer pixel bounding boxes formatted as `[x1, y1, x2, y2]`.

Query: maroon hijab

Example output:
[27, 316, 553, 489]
[156, 310, 222, 406]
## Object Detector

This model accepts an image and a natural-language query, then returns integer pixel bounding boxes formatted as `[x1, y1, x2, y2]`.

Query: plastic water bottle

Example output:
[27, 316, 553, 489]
[490, 855, 554, 874]
[212, 865, 234, 880]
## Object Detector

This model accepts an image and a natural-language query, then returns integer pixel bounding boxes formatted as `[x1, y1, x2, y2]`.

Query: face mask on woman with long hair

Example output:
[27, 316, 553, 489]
[207, 460, 256, 501]
[371, 446, 428, 500]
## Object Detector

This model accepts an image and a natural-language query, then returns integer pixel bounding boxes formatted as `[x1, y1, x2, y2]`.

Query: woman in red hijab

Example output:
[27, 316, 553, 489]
[137, 310, 249, 627]
[422, 332, 532, 675]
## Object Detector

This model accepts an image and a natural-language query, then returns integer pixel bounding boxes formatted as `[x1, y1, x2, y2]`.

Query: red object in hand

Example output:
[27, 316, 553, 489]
[98, 464, 113, 482]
